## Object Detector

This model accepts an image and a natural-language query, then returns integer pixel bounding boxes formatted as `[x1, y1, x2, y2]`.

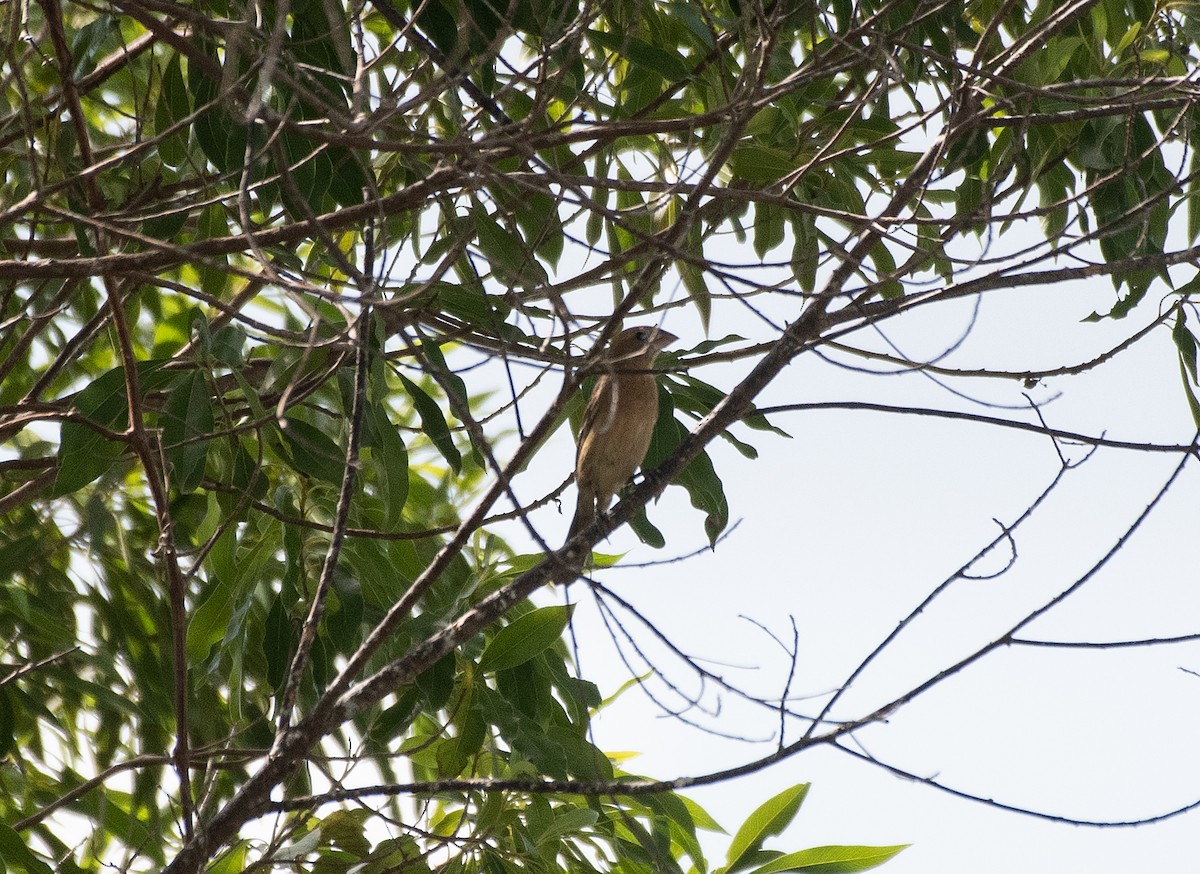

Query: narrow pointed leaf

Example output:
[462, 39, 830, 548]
[725, 784, 811, 873]
[479, 605, 574, 674]
[751, 844, 908, 874]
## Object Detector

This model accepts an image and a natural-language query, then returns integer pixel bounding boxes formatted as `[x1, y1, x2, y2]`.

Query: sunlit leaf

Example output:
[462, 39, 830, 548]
[724, 785, 811, 874]
[750, 845, 908, 874]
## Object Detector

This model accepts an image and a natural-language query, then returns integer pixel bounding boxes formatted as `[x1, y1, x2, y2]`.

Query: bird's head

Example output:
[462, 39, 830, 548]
[609, 325, 678, 362]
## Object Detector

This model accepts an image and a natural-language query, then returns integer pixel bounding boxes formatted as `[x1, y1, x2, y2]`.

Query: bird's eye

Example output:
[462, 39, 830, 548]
[636, 329, 648, 341]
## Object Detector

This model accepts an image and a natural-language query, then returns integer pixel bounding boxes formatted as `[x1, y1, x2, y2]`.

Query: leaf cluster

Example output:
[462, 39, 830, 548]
[5, 0, 1200, 868]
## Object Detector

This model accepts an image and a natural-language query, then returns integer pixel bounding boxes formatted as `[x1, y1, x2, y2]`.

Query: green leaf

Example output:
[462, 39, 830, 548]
[869, 241, 902, 299]
[1174, 308, 1199, 384]
[409, 0, 458, 55]
[208, 845, 248, 874]
[197, 204, 229, 297]
[678, 226, 711, 332]
[681, 444, 727, 543]
[319, 809, 373, 857]
[211, 324, 247, 367]
[537, 806, 600, 844]
[191, 524, 277, 666]
[400, 374, 462, 472]
[416, 651, 457, 710]
[0, 824, 54, 874]
[643, 389, 729, 546]
[955, 174, 985, 232]
[640, 791, 704, 867]
[1025, 36, 1082, 85]
[629, 503, 667, 547]
[1188, 152, 1200, 245]
[189, 39, 249, 173]
[161, 370, 214, 493]
[668, 0, 716, 47]
[1172, 309, 1200, 430]
[154, 53, 191, 167]
[724, 784, 811, 873]
[280, 416, 345, 484]
[1113, 21, 1142, 55]
[0, 687, 13, 758]
[52, 361, 173, 497]
[142, 203, 188, 243]
[230, 438, 268, 501]
[279, 129, 330, 215]
[790, 212, 818, 293]
[366, 404, 409, 530]
[513, 190, 566, 268]
[588, 29, 691, 82]
[474, 207, 550, 288]
[753, 203, 786, 260]
[548, 725, 614, 780]
[420, 339, 470, 409]
[289, 0, 349, 90]
[729, 144, 796, 184]
[681, 794, 727, 833]
[750, 845, 908, 874]
[479, 605, 574, 673]
[614, 812, 681, 874]
[587, 207, 604, 246]
[66, 781, 164, 862]
[412, 281, 514, 333]
[689, 334, 747, 355]
[662, 373, 771, 456]
[342, 538, 408, 606]
[360, 837, 431, 874]
[187, 575, 236, 663]
[68, 15, 117, 77]
[263, 596, 292, 691]
[54, 421, 125, 498]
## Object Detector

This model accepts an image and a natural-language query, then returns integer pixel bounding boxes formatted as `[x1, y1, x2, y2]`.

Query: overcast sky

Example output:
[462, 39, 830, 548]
[484, 250, 1200, 873]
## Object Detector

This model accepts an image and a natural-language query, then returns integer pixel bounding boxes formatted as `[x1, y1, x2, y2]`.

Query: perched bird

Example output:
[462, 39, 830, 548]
[567, 325, 677, 542]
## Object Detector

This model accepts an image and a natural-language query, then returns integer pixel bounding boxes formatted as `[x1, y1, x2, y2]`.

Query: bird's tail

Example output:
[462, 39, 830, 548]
[566, 492, 595, 544]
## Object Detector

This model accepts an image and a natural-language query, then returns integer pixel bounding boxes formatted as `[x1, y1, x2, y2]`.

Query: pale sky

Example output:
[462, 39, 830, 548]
[490, 261, 1200, 873]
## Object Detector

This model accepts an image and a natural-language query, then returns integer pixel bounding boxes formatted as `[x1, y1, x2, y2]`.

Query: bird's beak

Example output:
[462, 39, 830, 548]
[649, 329, 678, 352]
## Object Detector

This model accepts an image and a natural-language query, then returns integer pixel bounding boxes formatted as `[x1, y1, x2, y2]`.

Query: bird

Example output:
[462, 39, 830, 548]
[567, 325, 677, 543]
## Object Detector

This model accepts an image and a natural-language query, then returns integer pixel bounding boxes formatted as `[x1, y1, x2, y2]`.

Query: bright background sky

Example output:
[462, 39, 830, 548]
[375, 19, 1200, 871]
[483, 249, 1200, 872]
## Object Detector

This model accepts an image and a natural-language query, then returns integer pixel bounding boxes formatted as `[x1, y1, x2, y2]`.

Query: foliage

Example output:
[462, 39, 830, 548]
[3, 0, 1200, 870]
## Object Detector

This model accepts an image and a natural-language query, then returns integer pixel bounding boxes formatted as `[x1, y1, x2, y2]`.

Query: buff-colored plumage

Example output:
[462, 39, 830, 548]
[567, 326, 677, 541]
